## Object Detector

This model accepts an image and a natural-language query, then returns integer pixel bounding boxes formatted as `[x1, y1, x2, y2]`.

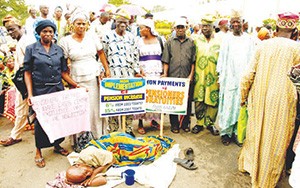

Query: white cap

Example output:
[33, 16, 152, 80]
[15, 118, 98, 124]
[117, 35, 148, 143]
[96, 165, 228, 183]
[174, 18, 187, 27]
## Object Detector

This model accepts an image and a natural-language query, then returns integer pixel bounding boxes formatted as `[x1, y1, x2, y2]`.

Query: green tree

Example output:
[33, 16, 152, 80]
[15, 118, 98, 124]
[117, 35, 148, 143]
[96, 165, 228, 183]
[0, 0, 28, 25]
[108, 0, 130, 7]
[152, 5, 166, 13]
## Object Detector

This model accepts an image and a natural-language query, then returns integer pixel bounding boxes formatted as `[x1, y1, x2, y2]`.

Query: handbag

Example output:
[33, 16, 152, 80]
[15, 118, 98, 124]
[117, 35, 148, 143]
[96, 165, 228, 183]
[237, 105, 248, 144]
[12, 67, 28, 100]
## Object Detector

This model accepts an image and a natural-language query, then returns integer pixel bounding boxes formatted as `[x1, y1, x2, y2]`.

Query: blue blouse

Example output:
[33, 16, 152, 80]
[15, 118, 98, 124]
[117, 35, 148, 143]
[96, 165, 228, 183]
[24, 41, 67, 96]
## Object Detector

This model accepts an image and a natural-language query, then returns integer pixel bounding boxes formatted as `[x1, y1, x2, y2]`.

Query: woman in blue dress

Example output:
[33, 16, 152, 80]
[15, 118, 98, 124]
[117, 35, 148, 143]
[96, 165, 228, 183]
[24, 20, 80, 168]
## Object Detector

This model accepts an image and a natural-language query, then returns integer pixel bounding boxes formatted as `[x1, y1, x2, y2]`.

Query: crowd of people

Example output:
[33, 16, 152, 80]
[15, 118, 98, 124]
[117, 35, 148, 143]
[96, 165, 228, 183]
[0, 3, 300, 187]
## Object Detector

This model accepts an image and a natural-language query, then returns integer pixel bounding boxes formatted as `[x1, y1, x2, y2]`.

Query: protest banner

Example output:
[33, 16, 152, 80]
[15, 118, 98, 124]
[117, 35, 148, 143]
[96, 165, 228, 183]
[145, 77, 190, 115]
[100, 78, 146, 117]
[31, 88, 90, 143]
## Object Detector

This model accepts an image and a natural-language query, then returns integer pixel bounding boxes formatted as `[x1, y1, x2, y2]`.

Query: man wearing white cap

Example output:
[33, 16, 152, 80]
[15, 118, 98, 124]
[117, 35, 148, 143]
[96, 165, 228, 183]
[216, 10, 255, 146]
[161, 18, 195, 134]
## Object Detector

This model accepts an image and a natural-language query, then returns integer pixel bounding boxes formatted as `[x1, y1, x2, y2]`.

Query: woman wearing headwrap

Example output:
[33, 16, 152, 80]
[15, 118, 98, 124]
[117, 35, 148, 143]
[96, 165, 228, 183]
[59, 11, 110, 152]
[257, 27, 271, 41]
[135, 18, 163, 134]
[24, 20, 80, 168]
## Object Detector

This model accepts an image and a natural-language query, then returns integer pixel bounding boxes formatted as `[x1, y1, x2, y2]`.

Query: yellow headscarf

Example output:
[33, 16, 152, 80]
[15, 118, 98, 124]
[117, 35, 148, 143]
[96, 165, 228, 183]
[257, 27, 269, 40]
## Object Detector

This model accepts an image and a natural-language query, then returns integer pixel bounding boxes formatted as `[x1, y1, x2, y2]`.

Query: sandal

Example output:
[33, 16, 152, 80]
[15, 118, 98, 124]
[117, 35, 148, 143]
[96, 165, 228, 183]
[150, 120, 160, 130]
[171, 128, 180, 134]
[184, 148, 195, 161]
[221, 135, 231, 146]
[191, 125, 204, 134]
[54, 147, 69, 156]
[173, 158, 197, 170]
[182, 127, 190, 132]
[231, 134, 243, 147]
[0, 137, 22, 146]
[137, 127, 146, 135]
[35, 157, 45, 168]
[207, 125, 220, 136]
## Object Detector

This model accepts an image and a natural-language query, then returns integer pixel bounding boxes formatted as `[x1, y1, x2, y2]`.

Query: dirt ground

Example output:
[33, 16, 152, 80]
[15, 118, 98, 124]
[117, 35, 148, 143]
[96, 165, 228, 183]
[0, 115, 292, 188]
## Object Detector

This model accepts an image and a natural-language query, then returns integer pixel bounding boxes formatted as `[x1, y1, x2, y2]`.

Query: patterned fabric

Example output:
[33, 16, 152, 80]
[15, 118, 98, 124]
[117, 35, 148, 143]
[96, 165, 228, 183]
[195, 101, 218, 127]
[46, 171, 83, 188]
[102, 30, 139, 78]
[194, 34, 220, 106]
[87, 132, 174, 167]
[134, 38, 162, 121]
[238, 37, 300, 188]
[294, 128, 300, 152]
[216, 33, 255, 136]
[3, 87, 15, 122]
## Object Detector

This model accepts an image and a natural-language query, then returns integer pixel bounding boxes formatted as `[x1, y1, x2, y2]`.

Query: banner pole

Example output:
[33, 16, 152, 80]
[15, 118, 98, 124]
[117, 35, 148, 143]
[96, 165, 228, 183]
[122, 115, 126, 132]
[160, 113, 164, 137]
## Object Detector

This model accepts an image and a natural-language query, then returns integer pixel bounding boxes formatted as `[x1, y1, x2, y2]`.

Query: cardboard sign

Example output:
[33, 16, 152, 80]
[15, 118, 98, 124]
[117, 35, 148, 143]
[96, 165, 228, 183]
[31, 88, 91, 143]
[145, 77, 190, 115]
[100, 78, 146, 117]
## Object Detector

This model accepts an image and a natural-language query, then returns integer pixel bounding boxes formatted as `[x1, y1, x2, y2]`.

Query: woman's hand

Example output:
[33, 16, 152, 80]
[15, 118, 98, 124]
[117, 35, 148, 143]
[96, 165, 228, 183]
[105, 69, 111, 78]
[74, 84, 88, 92]
[27, 96, 33, 106]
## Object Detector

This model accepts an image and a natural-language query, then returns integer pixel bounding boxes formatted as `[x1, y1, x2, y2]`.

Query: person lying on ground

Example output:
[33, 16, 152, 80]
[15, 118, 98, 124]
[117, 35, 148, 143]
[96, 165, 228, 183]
[65, 146, 115, 186]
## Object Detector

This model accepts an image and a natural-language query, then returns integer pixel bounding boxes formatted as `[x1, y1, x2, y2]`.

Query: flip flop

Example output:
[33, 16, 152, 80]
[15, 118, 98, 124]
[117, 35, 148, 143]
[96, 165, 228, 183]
[207, 125, 220, 136]
[191, 125, 204, 134]
[0, 137, 22, 146]
[35, 157, 45, 168]
[150, 120, 160, 130]
[173, 158, 197, 170]
[54, 147, 69, 156]
[137, 127, 146, 135]
[221, 135, 231, 146]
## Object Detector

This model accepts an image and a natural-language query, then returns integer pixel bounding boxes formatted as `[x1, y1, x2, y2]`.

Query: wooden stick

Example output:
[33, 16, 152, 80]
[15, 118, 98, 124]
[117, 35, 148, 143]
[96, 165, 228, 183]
[160, 113, 164, 137]
[122, 115, 126, 132]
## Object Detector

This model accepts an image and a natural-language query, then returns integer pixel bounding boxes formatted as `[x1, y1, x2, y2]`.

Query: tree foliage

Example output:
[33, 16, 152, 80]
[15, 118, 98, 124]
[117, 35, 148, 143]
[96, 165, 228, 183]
[0, 0, 28, 25]
[108, 0, 130, 7]
[152, 5, 166, 13]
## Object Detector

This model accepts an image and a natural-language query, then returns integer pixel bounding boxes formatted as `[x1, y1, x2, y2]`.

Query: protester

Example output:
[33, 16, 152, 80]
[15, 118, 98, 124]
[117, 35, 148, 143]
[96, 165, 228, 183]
[135, 18, 163, 135]
[89, 12, 111, 41]
[0, 16, 34, 147]
[24, 20, 79, 168]
[215, 19, 229, 40]
[65, 146, 115, 186]
[59, 11, 111, 151]
[50, 132, 173, 187]
[53, 6, 66, 41]
[190, 24, 201, 40]
[238, 12, 300, 187]
[102, 9, 141, 137]
[144, 12, 154, 19]
[33, 4, 57, 41]
[217, 10, 255, 146]
[191, 15, 220, 136]
[257, 27, 271, 41]
[24, 6, 37, 42]
[161, 17, 195, 133]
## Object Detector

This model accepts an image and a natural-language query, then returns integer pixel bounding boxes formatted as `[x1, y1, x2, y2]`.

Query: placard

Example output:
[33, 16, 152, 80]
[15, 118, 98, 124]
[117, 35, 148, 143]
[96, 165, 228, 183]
[145, 77, 190, 115]
[31, 88, 90, 143]
[100, 78, 146, 117]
